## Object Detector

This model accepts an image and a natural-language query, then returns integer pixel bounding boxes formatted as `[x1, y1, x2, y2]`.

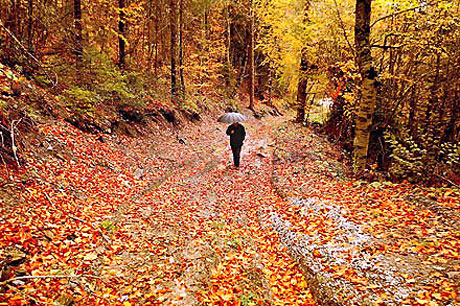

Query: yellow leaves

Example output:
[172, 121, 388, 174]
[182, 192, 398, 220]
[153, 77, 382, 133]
[199, 289, 236, 304]
[298, 279, 308, 289]
[431, 292, 442, 300]
[218, 291, 234, 302]
[415, 298, 438, 306]
[406, 278, 416, 284]
[372, 297, 385, 305]
[367, 284, 380, 290]
[82, 252, 98, 261]
[312, 249, 321, 258]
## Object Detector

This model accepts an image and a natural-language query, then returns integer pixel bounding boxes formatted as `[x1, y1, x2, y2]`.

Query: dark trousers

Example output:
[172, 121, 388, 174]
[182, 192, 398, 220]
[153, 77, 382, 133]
[231, 144, 242, 167]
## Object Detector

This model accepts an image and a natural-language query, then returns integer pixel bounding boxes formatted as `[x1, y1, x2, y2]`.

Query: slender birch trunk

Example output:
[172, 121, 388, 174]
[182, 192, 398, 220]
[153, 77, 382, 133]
[352, 0, 378, 173]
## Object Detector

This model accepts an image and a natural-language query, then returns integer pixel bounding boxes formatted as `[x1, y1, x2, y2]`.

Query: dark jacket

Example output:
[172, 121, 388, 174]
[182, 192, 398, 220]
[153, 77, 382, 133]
[226, 123, 246, 146]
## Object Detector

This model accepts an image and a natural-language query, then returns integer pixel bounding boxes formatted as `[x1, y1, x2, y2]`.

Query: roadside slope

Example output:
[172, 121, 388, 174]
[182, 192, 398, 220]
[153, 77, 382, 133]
[270, 121, 460, 305]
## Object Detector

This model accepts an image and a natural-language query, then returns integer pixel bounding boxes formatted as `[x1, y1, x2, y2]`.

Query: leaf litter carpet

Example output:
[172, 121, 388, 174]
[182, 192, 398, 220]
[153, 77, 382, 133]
[0, 117, 316, 305]
[1, 117, 459, 305]
[270, 122, 459, 305]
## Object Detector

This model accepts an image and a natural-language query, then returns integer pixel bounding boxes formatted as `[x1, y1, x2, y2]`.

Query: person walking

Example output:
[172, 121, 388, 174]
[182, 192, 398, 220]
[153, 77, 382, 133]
[226, 122, 246, 168]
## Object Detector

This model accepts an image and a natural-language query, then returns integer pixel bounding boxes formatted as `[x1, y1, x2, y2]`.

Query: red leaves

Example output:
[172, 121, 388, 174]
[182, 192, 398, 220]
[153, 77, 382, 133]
[0, 121, 162, 304]
[3, 116, 458, 305]
[272, 122, 460, 305]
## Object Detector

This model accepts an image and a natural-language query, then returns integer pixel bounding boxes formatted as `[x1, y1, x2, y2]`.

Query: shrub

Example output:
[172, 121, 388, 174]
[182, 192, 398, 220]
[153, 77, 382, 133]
[386, 131, 460, 184]
[386, 133, 427, 182]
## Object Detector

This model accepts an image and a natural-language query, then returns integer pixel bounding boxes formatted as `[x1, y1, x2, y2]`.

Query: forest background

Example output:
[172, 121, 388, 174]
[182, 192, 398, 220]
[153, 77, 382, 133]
[0, 0, 459, 184]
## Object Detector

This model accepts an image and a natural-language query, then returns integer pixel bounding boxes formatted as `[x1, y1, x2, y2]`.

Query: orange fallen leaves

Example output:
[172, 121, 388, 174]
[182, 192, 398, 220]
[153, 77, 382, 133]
[271, 122, 460, 305]
[2, 117, 459, 305]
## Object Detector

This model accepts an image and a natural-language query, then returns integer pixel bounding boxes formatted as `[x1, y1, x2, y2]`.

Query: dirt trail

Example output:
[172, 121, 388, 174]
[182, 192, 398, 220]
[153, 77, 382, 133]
[106, 118, 316, 305]
[0, 114, 318, 305]
[2, 115, 459, 305]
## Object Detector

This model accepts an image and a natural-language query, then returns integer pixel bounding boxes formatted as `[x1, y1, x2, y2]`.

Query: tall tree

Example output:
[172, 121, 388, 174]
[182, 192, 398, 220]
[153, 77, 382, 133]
[27, 0, 34, 51]
[295, 0, 311, 122]
[352, 0, 378, 173]
[73, 0, 83, 75]
[118, 0, 126, 70]
[295, 47, 309, 122]
[179, 0, 185, 99]
[225, 2, 232, 89]
[170, 0, 178, 105]
[8, 0, 20, 37]
[248, 0, 255, 110]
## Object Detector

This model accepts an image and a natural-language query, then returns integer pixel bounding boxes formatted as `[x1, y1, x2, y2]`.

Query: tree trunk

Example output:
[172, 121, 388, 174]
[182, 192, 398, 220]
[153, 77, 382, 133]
[170, 0, 178, 105]
[352, 0, 378, 173]
[27, 0, 34, 51]
[153, 0, 159, 77]
[225, 3, 232, 90]
[296, 47, 309, 123]
[231, 51, 248, 99]
[447, 87, 460, 142]
[248, 0, 255, 110]
[118, 0, 126, 70]
[424, 54, 441, 132]
[73, 0, 83, 76]
[179, 0, 185, 100]
[199, 4, 208, 84]
[408, 85, 418, 138]
[304, 82, 316, 122]
[267, 65, 273, 106]
[146, 0, 153, 69]
[8, 0, 19, 37]
[295, 1, 311, 123]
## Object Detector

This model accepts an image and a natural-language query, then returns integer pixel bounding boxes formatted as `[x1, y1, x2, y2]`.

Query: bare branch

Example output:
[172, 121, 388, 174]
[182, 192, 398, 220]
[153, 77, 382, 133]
[43, 193, 111, 243]
[0, 274, 102, 287]
[333, 0, 354, 55]
[11, 118, 23, 167]
[0, 18, 58, 87]
[371, 44, 406, 50]
[370, 2, 438, 29]
[0, 152, 12, 180]
[435, 174, 460, 189]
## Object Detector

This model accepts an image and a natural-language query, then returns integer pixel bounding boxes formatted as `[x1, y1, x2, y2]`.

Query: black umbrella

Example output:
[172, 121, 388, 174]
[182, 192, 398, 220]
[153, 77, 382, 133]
[217, 112, 247, 123]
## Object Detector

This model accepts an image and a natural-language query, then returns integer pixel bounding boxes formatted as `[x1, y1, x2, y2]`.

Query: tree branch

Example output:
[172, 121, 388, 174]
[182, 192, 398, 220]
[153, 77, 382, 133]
[435, 174, 460, 189]
[0, 18, 58, 87]
[371, 44, 406, 49]
[333, 0, 354, 55]
[11, 118, 23, 167]
[370, 2, 438, 29]
[0, 274, 102, 287]
[43, 193, 110, 242]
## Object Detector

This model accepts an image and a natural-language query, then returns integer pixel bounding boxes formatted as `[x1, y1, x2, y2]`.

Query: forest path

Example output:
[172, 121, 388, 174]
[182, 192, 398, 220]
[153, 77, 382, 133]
[108, 116, 317, 305]
[2, 114, 459, 305]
